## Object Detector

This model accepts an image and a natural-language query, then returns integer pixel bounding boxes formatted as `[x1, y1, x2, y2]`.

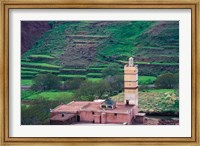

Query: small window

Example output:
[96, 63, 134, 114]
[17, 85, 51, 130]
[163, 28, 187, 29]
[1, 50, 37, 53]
[114, 113, 117, 116]
[101, 105, 106, 108]
[62, 113, 64, 117]
[92, 112, 94, 114]
[108, 105, 112, 109]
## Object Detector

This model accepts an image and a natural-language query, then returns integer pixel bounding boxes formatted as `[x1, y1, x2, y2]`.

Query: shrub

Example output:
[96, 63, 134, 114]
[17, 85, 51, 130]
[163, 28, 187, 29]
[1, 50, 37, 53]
[102, 63, 122, 78]
[155, 73, 179, 89]
[64, 78, 85, 90]
[74, 80, 110, 101]
[31, 73, 61, 91]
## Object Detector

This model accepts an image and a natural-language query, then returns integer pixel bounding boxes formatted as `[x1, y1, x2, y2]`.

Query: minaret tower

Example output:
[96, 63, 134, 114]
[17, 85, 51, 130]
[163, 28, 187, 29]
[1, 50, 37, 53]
[124, 57, 138, 106]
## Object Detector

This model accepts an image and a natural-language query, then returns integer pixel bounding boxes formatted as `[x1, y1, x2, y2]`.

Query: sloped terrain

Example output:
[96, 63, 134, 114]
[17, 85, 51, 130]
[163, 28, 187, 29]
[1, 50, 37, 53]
[21, 21, 179, 81]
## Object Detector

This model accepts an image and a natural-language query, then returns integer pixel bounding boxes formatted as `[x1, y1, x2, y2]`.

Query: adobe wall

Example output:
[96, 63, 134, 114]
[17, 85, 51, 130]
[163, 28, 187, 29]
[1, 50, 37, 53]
[106, 113, 132, 124]
[79, 111, 95, 123]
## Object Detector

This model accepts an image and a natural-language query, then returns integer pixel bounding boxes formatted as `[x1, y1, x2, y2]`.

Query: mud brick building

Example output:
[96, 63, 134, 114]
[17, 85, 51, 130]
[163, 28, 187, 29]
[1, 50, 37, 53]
[50, 57, 145, 125]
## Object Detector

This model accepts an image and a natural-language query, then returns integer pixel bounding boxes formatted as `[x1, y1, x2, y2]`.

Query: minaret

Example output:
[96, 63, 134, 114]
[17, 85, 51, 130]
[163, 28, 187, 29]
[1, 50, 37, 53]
[124, 57, 138, 106]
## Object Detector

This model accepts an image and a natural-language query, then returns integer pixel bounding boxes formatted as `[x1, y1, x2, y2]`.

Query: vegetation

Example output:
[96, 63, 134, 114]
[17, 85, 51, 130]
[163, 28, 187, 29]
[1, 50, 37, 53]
[111, 89, 179, 115]
[155, 73, 179, 89]
[139, 76, 156, 85]
[31, 73, 61, 91]
[25, 91, 73, 101]
[21, 80, 33, 86]
[74, 80, 110, 101]
[102, 63, 122, 78]
[21, 21, 179, 125]
[64, 78, 85, 90]
[21, 99, 65, 125]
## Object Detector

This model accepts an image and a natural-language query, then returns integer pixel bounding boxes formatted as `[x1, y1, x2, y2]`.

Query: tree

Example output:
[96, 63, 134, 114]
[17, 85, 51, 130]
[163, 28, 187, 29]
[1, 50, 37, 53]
[155, 73, 178, 89]
[31, 73, 61, 91]
[104, 75, 124, 95]
[74, 80, 110, 101]
[102, 63, 122, 78]
[64, 78, 85, 90]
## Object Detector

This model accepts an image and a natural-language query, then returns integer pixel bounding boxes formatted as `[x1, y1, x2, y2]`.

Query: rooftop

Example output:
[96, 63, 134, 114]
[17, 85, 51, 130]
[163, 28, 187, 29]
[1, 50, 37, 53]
[52, 101, 135, 114]
[50, 113, 76, 121]
[52, 101, 90, 113]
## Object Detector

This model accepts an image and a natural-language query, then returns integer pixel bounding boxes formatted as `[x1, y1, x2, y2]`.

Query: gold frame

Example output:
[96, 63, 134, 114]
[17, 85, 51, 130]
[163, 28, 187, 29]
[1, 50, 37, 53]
[0, 0, 199, 145]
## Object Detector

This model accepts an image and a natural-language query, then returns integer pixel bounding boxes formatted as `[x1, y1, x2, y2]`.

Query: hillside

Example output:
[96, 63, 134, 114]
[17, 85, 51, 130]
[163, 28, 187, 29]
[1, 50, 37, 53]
[21, 21, 179, 82]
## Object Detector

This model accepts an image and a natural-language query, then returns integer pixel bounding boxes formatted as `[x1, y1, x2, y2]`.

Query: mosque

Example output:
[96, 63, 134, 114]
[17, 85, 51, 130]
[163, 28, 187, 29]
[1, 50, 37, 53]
[50, 57, 145, 125]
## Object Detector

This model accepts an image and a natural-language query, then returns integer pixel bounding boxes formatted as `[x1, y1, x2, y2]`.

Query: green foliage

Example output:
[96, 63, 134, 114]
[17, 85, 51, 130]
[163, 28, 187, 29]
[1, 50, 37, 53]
[21, 80, 33, 86]
[21, 99, 66, 125]
[111, 89, 179, 114]
[21, 90, 38, 100]
[21, 62, 61, 69]
[87, 73, 102, 78]
[25, 91, 73, 101]
[155, 73, 179, 89]
[21, 21, 179, 81]
[74, 80, 110, 101]
[138, 76, 156, 85]
[87, 78, 102, 82]
[58, 74, 86, 80]
[102, 63, 122, 78]
[64, 78, 85, 90]
[104, 75, 124, 95]
[29, 54, 54, 59]
[31, 73, 61, 91]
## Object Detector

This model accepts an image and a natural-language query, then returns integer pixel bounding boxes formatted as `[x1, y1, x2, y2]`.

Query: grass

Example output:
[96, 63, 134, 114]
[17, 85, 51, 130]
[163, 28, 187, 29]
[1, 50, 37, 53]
[145, 89, 176, 93]
[21, 62, 61, 69]
[29, 54, 55, 59]
[138, 76, 157, 85]
[111, 89, 179, 113]
[25, 91, 74, 101]
[58, 74, 86, 80]
[21, 90, 38, 99]
[21, 80, 33, 86]
[21, 21, 179, 81]
[21, 67, 59, 73]
[87, 78, 102, 82]
[58, 74, 86, 78]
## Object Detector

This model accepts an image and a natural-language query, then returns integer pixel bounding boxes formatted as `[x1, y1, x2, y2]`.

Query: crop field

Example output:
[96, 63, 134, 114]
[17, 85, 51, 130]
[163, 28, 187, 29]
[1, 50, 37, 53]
[21, 80, 33, 86]
[21, 21, 179, 125]
[138, 76, 156, 85]
[22, 90, 74, 101]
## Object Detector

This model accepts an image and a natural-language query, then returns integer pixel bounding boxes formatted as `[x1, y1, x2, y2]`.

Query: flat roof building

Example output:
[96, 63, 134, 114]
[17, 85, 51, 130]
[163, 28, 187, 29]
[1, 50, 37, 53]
[50, 57, 145, 125]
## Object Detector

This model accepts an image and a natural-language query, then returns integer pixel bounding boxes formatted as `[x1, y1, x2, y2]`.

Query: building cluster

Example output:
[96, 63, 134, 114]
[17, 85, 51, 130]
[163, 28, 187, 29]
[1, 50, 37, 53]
[50, 57, 145, 125]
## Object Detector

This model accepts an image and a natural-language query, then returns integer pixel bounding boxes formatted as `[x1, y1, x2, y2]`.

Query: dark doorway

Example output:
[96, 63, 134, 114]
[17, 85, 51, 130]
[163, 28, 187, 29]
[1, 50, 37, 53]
[77, 115, 80, 122]
[126, 100, 129, 105]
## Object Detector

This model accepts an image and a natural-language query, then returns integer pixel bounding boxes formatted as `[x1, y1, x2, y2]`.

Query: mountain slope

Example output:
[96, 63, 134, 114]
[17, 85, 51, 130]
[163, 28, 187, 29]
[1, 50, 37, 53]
[21, 21, 179, 81]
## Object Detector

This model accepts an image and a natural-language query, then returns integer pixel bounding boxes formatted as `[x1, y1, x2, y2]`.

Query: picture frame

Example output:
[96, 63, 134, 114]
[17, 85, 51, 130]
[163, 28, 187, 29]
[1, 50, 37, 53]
[0, 0, 199, 145]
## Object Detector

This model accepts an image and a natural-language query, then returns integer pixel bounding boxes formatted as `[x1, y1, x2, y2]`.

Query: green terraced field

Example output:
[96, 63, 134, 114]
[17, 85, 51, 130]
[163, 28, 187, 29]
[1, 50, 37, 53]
[24, 91, 74, 101]
[29, 54, 55, 59]
[139, 76, 157, 85]
[87, 73, 103, 78]
[21, 80, 33, 86]
[58, 74, 86, 80]
[21, 62, 61, 69]
[87, 78, 102, 82]
[21, 71, 38, 75]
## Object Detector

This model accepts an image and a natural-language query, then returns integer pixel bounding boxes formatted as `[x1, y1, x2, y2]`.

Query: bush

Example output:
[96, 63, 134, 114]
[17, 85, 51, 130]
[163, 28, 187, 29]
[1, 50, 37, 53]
[21, 99, 62, 125]
[31, 73, 61, 91]
[104, 75, 124, 95]
[74, 80, 110, 101]
[64, 78, 85, 90]
[102, 63, 122, 78]
[155, 73, 179, 89]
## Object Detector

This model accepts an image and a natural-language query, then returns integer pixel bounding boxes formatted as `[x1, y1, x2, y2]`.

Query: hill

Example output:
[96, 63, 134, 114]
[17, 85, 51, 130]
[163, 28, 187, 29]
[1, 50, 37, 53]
[21, 21, 179, 82]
